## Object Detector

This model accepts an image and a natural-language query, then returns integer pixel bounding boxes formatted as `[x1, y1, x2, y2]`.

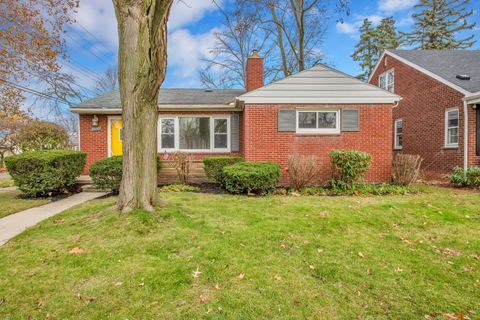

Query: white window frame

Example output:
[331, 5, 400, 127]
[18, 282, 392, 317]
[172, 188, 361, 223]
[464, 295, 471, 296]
[296, 110, 340, 134]
[379, 69, 395, 93]
[157, 115, 231, 153]
[394, 118, 403, 150]
[445, 108, 459, 148]
[107, 116, 122, 157]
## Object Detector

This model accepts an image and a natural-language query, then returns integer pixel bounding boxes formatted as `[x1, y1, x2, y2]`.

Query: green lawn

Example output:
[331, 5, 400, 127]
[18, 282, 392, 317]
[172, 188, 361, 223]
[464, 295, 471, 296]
[0, 186, 479, 319]
[0, 178, 14, 188]
[0, 190, 49, 219]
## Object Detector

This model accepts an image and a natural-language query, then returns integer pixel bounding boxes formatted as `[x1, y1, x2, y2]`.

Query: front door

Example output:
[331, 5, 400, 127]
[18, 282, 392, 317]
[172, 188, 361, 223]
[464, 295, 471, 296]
[110, 118, 123, 156]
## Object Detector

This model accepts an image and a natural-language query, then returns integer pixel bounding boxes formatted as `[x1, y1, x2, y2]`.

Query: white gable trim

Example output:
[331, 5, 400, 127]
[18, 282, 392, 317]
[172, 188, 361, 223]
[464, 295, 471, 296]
[465, 91, 480, 104]
[369, 50, 470, 95]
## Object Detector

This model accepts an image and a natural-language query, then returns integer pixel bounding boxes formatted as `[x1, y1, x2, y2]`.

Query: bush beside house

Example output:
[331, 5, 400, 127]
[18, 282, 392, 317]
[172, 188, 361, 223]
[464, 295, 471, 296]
[5, 150, 86, 197]
[448, 166, 480, 187]
[329, 150, 372, 189]
[223, 162, 280, 195]
[203, 156, 244, 186]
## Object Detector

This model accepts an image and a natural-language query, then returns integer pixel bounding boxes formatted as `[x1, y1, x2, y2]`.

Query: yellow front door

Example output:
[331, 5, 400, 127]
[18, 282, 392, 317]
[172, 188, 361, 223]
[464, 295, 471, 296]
[110, 119, 123, 156]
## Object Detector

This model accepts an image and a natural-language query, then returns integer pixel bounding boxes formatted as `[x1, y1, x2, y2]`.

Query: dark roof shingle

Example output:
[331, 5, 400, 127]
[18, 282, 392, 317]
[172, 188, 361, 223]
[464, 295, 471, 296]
[71, 88, 245, 110]
[389, 50, 480, 93]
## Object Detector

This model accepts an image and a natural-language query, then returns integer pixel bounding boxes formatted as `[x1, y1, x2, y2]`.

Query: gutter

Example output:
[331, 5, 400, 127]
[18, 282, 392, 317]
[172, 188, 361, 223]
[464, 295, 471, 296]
[463, 98, 469, 172]
[70, 104, 244, 114]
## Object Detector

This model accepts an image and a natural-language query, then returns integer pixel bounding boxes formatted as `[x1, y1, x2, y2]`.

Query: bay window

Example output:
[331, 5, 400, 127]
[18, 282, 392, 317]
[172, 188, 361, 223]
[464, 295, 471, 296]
[296, 110, 340, 134]
[158, 116, 230, 152]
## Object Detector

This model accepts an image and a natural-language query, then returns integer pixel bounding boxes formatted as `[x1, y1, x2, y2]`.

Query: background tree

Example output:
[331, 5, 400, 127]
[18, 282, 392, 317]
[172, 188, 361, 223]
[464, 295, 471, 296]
[15, 120, 70, 152]
[402, 0, 476, 49]
[0, 119, 21, 167]
[112, 0, 174, 212]
[199, 2, 275, 88]
[352, 17, 401, 80]
[0, 0, 79, 120]
[95, 65, 119, 95]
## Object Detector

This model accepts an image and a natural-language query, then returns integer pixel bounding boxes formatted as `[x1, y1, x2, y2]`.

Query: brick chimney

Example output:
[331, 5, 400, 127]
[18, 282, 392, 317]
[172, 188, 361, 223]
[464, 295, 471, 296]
[246, 50, 264, 92]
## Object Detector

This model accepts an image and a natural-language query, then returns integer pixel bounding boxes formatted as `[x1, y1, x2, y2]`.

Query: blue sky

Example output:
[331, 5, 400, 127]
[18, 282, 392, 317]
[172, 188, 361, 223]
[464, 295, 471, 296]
[63, 0, 480, 93]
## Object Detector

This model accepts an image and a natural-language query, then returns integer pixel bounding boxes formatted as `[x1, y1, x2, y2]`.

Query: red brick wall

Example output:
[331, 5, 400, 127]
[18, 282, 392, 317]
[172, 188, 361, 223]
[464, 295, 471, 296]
[79, 114, 108, 174]
[246, 54, 264, 92]
[242, 104, 393, 184]
[369, 54, 479, 176]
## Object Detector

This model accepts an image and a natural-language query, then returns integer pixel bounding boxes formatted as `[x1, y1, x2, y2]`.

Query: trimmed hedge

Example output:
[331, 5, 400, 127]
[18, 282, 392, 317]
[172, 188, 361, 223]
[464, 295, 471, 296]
[330, 150, 371, 189]
[203, 156, 243, 185]
[5, 150, 86, 197]
[89, 155, 162, 193]
[223, 162, 280, 195]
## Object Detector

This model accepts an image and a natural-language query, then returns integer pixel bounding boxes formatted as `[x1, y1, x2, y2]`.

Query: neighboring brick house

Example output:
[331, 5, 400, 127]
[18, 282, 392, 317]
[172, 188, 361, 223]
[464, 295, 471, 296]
[70, 51, 399, 184]
[369, 50, 480, 178]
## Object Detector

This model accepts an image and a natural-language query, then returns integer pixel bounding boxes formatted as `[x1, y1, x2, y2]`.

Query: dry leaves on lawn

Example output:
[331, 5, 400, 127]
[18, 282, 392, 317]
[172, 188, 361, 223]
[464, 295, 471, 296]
[236, 273, 245, 280]
[192, 268, 202, 278]
[69, 247, 84, 254]
[199, 294, 210, 303]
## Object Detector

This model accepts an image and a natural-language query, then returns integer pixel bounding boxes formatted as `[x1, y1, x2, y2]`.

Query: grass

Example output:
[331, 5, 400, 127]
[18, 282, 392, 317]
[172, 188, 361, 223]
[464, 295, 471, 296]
[0, 186, 479, 319]
[0, 190, 50, 219]
[0, 178, 14, 188]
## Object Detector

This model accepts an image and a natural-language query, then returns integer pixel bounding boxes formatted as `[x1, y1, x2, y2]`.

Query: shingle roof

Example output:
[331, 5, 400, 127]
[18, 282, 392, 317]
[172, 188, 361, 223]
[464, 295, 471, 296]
[71, 88, 245, 110]
[388, 50, 480, 93]
[238, 64, 400, 104]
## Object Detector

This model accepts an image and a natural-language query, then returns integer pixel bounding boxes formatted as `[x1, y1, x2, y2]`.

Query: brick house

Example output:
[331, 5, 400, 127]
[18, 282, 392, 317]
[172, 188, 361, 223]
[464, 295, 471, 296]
[369, 50, 480, 177]
[70, 51, 399, 184]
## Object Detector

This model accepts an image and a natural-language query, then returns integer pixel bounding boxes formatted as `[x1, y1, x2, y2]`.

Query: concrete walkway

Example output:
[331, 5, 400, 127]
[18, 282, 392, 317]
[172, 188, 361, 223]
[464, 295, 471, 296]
[0, 186, 16, 193]
[0, 192, 107, 246]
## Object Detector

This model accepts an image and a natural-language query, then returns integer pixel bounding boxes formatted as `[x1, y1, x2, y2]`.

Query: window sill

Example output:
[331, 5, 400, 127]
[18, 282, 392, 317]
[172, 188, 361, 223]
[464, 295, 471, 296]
[393, 148, 403, 151]
[443, 146, 459, 150]
[295, 133, 341, 137]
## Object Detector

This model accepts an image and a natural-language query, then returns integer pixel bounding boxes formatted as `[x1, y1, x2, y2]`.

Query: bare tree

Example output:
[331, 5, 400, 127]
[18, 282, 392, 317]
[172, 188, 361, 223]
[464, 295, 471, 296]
[0, 119, 21, 167]
[112, 0, 174, 212]
[94, 65, 119, 95]
[199, 1, 276, 89]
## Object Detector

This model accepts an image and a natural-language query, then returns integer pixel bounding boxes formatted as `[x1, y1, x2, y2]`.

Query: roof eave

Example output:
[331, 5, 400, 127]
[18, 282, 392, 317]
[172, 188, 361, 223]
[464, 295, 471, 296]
[466, 91, 480, 104]
[238, 96, 401, 105]
[70, 104, 243, 114]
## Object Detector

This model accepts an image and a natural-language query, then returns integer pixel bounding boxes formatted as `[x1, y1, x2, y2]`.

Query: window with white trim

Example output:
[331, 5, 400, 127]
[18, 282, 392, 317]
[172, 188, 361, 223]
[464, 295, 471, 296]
[158, 116, 230, 152]
[296, 110, 340, 134]
[394, 119, 403, 150]
[379, 69, 394, 93]
[445, 109, 459, 147]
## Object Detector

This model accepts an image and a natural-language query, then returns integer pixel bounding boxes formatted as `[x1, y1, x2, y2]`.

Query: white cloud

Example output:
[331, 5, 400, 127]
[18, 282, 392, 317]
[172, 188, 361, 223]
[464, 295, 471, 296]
[336, 22, 356, 34]
[378, 0, 417, 13]
[336, 14, 385, 35]
[167, 28, 218, 80]
[169, 0, 221, 30]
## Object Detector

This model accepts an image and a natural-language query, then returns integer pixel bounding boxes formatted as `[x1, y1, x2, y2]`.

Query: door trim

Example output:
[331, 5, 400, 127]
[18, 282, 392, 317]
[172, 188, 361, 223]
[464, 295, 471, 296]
[107, 116, 122, 157]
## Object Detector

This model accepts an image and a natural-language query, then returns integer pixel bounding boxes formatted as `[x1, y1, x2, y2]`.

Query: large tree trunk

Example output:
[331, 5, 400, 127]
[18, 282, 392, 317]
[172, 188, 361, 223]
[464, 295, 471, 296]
[112, 0, 173, 213]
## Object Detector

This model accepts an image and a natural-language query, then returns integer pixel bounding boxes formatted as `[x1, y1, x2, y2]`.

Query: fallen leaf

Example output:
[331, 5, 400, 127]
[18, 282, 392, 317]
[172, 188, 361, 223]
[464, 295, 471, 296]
[236, 273, 245, 280]
[138, 282, 145, 287]
[69, 247, 84, 254]
[177, 300, 186, 307]
[308, 265, 315, 270]
[303, 240, 310, 244]
[192, 268, 202, 278]
[358, 252, 365, 259]
[214, 284, 221, 290]
[318, 211, 329, 217]
[207, 307, 213, 314]
[317, 248, 324, 254]
[199, 294, 210, 303]
[274, 275, 282, 281]
[114, 282, 123, 286]
[36, 299, 44, 309]
[395, 267, 403, 273]
[442, 248, 461, 256]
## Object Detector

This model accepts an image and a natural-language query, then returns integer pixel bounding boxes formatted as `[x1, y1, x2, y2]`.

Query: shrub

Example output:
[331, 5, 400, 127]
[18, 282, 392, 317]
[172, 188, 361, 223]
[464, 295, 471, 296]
[170, 152, 192, 184]
[287, 155, 321, 190]
[392, 154, 423, 186]
[204, 156, 243, 185]
[16, 120, 70, 152]
[89, 156, 162, 193]
[223, 162, 280, 195]
[448, 166, 480, 187]
[329, 150, 371, 189]
[160, 184, 199, 192]
[5, 150, 86, 197]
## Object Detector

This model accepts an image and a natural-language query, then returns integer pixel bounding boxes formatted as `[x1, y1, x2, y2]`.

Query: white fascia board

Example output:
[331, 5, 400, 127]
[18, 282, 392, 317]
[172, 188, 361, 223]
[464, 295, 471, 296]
[69, 108, 121, 114]
[370, 50, 470, 95]
[238, 96, 400, 104]
[465, 91, 480, 104]
[70, 105, 241, 114]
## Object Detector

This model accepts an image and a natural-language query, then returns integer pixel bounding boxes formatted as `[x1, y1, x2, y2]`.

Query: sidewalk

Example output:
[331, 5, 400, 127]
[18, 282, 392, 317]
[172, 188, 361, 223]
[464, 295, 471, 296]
[0, 192, 107, 246]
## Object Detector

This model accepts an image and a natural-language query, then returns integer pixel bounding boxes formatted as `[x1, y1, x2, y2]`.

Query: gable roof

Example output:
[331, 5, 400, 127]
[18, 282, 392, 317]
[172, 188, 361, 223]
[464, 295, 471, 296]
[371, 50, 480, 95]
[70, 88, 245, 113]
[238, 64, 400, 104]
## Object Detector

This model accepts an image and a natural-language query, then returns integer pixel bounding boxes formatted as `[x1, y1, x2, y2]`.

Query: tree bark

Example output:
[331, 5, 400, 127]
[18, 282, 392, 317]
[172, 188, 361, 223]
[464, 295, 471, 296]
[112, 0, 173, 213]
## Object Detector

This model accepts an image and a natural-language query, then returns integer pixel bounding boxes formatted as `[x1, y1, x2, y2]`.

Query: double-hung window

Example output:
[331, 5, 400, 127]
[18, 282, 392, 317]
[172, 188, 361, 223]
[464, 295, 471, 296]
[394, 119, 403, 150]
[445, 109, 459, 147]
[158, 116, 230, 152]
[296, 110, 340, 134]
[379, 69, 395, 93]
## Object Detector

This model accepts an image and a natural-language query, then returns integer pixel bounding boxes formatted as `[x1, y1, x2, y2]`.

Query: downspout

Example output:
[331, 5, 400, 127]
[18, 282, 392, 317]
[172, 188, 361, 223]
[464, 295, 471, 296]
[463, 98, 469, 172]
